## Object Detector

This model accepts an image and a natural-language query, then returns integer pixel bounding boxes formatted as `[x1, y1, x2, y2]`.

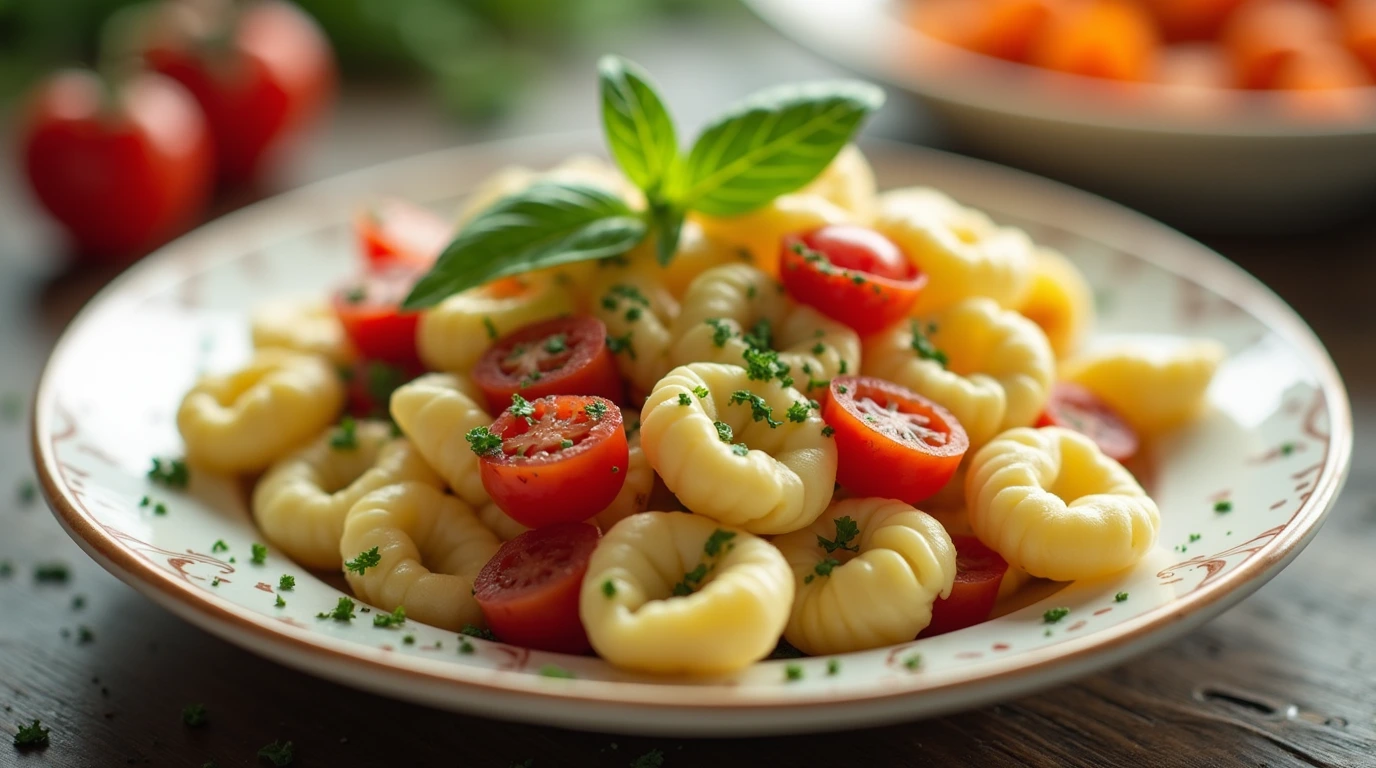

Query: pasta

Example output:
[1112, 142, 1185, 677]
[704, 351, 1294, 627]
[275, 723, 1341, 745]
[340, 482, 501, 631]
[177, 348, 345, 474]
[872, 187, 1034, 314]
[639, 363, 837, 535]
[417, 272, 575, 375]
[589, 266, 681, 395]
[773, 497, 956, 655]
[389, 373, 492, 507]
[579, 512, 793, 674]
[863, 298, 1055, 448]
[1015, 247, 1096, 359]
[798, 144, 878, 220]
[252, 420, 443, 569]
[250, 299, 356, 365]
[1060, 340, 1225, 434]
[670, 264, 860, 393]
[965, 427, 1161, 581]
[695, 193, 852, 277]
[632, 219, 745, 300]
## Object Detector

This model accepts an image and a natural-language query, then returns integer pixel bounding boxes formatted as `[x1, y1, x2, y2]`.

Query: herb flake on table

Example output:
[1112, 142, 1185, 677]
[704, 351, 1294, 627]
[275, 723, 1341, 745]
[12, 719, 48, 748]
[182, 704, 208, 728]
[257, 740, 294, 766]
[630, 749, 666, 768]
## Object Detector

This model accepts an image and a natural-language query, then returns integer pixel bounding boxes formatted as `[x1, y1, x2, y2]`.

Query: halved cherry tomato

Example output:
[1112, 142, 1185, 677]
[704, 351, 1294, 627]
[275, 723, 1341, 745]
[478, 395, 628, 527]
[473, 522, 599, 654]
[1036, 382, 1139, 462]
[355, 199, 451, 270]
[921, 536, 1010, 637]
[780, 226, 927, 336]
[332, 264, 424, 368]
[823, 376, 968, 503]
[342, 359, 424, 419]
[472, 317, 624, 412]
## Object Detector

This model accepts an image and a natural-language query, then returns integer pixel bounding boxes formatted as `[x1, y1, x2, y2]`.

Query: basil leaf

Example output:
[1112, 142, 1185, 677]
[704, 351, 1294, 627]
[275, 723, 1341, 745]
[649, 202, 685, 267]
[402, 183, 646, 310]
[678, 80, 884, 217]
[599, 55, 679, 197]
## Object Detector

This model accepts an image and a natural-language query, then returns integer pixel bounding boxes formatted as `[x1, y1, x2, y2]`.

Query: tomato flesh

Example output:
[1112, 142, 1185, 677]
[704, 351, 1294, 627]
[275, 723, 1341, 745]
[780, 226, 927, 336]
[1036, 382, 1139, 462]
[343, 359, 424, 419]
[333, 264, 424, 367]
[473, 523, 600, 654]
[472, 317, 625, 412]
[921, 535, 1009, 637]
[480, 395, 629, 528]
[356, 199, 451, 270]
[823, 376, 968, 503]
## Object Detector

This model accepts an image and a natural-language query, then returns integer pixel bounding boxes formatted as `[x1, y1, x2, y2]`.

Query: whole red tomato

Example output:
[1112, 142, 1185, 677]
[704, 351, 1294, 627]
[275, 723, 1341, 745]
[18, 69, 214, 262]
[141, 0, 335, 186]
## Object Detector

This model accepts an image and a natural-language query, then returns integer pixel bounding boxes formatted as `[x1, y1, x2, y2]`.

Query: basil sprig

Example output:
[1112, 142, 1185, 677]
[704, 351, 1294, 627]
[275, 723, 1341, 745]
[402, 56, 884, 310]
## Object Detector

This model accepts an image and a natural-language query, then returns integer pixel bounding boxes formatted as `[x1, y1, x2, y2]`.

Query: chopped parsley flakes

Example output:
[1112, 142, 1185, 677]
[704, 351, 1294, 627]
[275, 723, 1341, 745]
[677, 393, 692, 406]
[730, 444, 749, 456]
[786, 401, 812, 423]
[602, 579, 617, 598]
[713, 421, 734, 443]
[909, 321, 948, 367]
[538, 664, 575, 679]
[13, 719, 49, 748]
[278, 574, 295, 591]
[785, 663, 803, 682]
[692, 385, 710, 399]
[373, 606, 406, 628]
[509, 394, 535, 420]
[483, 317, 499, 340]
[250, 543, 268, 565]
[33, 562, 69, 583]
[817, 516, 860, 554]
[465, 426, 504, 456]
[705, 318, 735, 347]
[742, 318, 773, 351]
[1214, 500, 1232, 513]
[584, 401, 609, 421]
[1042, 607, 1070, 624]
[827, 658, 841, 676]
[275, 595, 286, 608]
[459, 637, 475, 654]
[606, 332, 636, 359]
[211, 540, 229, 553]
[704, 529, 737, 557]
[328, 416, 359, 450]
[903, 654, 922, 671]
[345, 547, 381, 576]
[182, 704, 208, 727]
[257, 740, 294, 766]
[148, 457, 189, 488]
[742, 347, 791, 387]
[316, 597, 357, 622]
[821, 425, 835, 438]
[804, 557, 841, 584]
[630, 749, 666, 768]
[460, 624, 496, 641]
[730, 390, 781, 427]
[542, 333, 567, 354]
[1115, 592, 1129, 602]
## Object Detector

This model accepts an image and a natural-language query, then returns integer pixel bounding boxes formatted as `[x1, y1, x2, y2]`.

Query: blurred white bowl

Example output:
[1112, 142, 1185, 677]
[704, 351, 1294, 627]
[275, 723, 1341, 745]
[746, 0, 1376, 231]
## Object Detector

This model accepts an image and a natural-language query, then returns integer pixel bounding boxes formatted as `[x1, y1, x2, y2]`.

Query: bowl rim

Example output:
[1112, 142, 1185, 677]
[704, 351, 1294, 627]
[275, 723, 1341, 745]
[32, 134, 1354, 718]
[746, 0, 1376, 138]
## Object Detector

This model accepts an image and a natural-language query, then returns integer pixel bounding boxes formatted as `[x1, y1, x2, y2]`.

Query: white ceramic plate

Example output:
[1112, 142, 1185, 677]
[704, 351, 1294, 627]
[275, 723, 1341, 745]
[745, 0, 1376, 230]
[34, 136, 1352, 736]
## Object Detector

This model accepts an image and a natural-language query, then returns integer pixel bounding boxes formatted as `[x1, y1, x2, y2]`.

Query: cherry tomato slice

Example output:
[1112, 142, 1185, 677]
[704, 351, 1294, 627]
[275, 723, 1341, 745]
[355, 198, 451, 270]
[921, 535, 1009, 637]
[823, 376, 968, 503]
[342, 359, 424, 419]
[472, 316, 624, 413]
[478, 395, 629, 528]
[1036, 382, 1139, 462]
[332, 264, 424, 367]
[473, 522, 599, 654]
[780, 226, 927, 336]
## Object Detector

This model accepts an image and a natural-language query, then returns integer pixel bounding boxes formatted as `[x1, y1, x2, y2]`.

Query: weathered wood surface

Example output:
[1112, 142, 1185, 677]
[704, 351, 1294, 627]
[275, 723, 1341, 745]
[3, 24, 1375, 767]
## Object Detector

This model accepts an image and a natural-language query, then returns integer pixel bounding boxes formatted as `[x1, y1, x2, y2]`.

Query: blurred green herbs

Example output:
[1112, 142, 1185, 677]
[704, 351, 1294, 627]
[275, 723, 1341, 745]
[0, 0, 732, 120]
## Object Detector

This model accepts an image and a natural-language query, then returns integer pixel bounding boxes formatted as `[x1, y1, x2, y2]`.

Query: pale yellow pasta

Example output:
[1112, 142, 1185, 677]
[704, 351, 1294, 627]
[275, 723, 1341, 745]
[589, 267, 680, 395]
[252, 421, 443, 570]
[920, 502, 1032, 601]
[798, 144, 877, 219]
[389, 373, 491, 507]
[475, 501, 528, 542]
[250, 299, 356, 365]
[1060, 340, 1224, 434]
[872, 187, 1034, 315]
[863, 298, 1055, 448]
[627, 219, 745, 300]
[1015, 247, 1095, 359]
[639, 363, 836, 535]
[341, 482, 501, 631]
[965, 427, 1160, 581]
[455, 154, 643, 226]
[694, 193, 851, 277]
[579, 512, 792, 674]
[177, 349, 345, 474]
[417, 272, 575, 375]
[670, 264, 859, 394]
[773, 497, 955, 655]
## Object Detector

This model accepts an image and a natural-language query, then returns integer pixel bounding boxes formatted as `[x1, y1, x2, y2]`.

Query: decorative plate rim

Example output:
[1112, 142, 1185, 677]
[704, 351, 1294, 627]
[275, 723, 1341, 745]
[745, 0, 1376, 139]
[32, 135, 1354, 720]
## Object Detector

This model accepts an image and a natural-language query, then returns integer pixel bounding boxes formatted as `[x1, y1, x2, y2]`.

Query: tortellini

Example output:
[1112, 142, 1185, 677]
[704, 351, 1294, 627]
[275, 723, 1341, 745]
[695, 193, 851, 277]
[872, 187, 1034, 315]
[579, 512, 793, 674]
[773, 498, 956, 655]
[177, 349, 345, 474]
[1060, 340, 1224, 435]
[253, 421, 443, 570]
[798, 143, 878, 219]
[670, 264, 860, 392]
[639, 363, 837, 535]
[863, 298, 1055, 448]
[965, 427, 1160, 581]
[589, 268, 680, 395]
[1015, 247, 1095, 359]
[389, 373, 492, 507]
[250, 299, 355, 365]
[340, 482, 501, 631]
[417, 272, 575, 375]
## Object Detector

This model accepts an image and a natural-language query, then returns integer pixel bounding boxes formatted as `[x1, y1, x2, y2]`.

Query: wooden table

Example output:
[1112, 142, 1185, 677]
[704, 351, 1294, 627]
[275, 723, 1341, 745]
[2, 17, 1374, 768]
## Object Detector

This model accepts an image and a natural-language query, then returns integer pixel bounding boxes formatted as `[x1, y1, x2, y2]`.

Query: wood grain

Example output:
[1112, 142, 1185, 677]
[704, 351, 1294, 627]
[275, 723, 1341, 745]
[3, 29, 1376, 768]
